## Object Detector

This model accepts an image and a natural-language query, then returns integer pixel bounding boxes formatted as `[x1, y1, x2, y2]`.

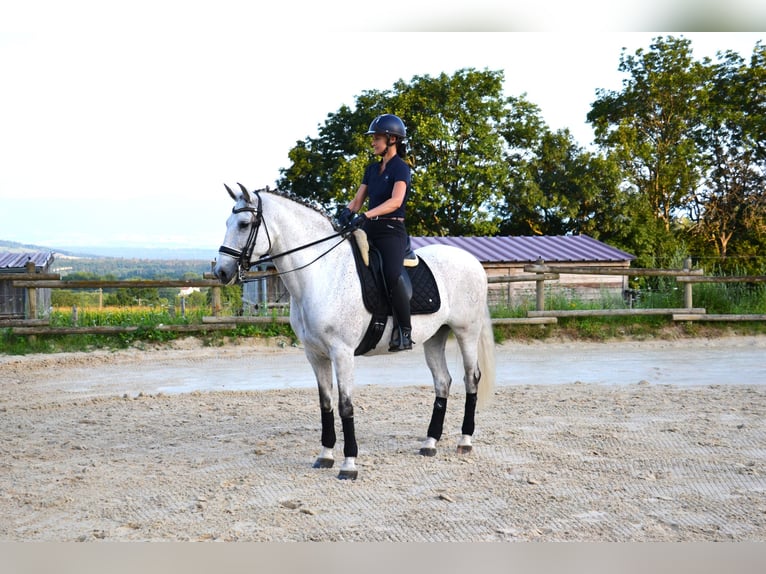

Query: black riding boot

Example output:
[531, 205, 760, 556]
[389, 274, 413, 352]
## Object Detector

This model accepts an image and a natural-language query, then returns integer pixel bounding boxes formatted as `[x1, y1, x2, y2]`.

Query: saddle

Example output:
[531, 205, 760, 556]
[349, 230, 441, 355]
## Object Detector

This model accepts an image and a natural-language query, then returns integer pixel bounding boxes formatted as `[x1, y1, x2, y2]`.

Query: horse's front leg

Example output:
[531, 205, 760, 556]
[335, 351, 358, 480]
[308, 350, 337, 470]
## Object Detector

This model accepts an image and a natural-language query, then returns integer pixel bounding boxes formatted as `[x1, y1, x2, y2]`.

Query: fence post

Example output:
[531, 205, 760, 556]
[212, 287, 222, 317]
[24, 260, 37, 319]
[683, 256, 693, 309]
[535, 257, 545, 311]
[209, 261, 222, 317]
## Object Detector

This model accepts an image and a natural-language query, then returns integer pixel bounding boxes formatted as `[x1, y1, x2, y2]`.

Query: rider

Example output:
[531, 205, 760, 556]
[338, 113, 413, 352]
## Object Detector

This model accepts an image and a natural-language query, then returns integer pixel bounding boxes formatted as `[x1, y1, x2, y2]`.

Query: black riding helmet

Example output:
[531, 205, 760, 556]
[365, 114, 407, 140]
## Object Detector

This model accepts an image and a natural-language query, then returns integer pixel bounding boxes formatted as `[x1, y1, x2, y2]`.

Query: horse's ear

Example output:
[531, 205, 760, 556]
[237, 182, 252, 203]
[224, 184, 236, 201]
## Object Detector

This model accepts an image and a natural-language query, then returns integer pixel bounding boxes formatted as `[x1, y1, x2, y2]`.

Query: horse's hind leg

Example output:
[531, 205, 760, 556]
[455, 332, 482, 455]
[421, 326, 452, 457]
[456, 393, 477, 454]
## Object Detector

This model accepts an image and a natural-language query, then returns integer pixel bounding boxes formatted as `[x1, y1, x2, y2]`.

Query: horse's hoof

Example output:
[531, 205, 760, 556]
[338, 469, 358, 480]
[456, 445, 472, 455]
[313, 457, 334, 469]
[420, 447, 437, 457]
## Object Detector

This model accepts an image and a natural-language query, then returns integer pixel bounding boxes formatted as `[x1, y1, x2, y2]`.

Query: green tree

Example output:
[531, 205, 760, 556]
[393, 69, 510, 236]
[689, 42, 766, 272]
[279, 103, 373, 207]
[50, 290, 81, 308]
[184, 289, 208, 308]
[500, 125, 626, 240]
[104, 285, 160, 307]
[588, 36, 706, 233]
[278, 68, 515, 236]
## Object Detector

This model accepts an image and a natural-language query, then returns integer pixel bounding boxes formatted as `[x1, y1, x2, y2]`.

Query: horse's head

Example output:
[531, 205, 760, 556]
[213, 183, 271, 285]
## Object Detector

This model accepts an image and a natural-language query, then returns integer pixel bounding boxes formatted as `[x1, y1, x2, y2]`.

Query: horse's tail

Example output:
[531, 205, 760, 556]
[477, 305, 496, 410]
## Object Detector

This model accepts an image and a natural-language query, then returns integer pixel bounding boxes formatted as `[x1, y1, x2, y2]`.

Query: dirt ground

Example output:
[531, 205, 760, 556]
[1, 334, 765, 542]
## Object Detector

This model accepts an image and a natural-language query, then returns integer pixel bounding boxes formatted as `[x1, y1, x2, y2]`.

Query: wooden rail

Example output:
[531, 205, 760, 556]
[672, 314, 766, 322]
[523, 264, 704, 277]
[0, 319, 50, 327]
[675, 276, 766, 283]
[487, 273, 560, 283]
[202, 316, 291, 325]
[529, 308, 706, 318]
[0, 273, 62, 281]
[492, 317, 557, 325]
[12, 279, 223, 289]
[3, 258, 764, 337]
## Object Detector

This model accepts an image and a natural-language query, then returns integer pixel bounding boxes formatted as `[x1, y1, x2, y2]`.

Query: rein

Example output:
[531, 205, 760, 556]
[219, 186, 350, 282]
[250, 232, 348, 280]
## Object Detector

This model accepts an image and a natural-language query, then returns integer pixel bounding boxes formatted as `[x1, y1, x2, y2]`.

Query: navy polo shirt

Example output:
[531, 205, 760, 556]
[362, 155, 411, 218]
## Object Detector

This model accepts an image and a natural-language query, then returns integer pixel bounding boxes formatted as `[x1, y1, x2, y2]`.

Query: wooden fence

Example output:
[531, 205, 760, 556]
[2, 259, 765, 336]
[524, 258, 766, 323]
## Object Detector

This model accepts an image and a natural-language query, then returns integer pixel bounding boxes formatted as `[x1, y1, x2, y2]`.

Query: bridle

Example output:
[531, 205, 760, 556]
[218, 185, 347, 282]
[218, 186, 270, 281]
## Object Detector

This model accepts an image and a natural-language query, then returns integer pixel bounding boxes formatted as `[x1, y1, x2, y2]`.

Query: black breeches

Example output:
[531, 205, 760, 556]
[365, 219, 407, 290]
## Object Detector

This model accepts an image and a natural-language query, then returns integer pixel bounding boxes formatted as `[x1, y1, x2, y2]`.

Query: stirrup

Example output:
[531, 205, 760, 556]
[389, 327, 413, 352]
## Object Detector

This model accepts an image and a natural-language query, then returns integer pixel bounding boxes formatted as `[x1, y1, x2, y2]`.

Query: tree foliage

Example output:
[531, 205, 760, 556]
[687, 42, 766, 270]
[393, 69, 510, 236]
[500, 127, 625, 240]
[279, 68, 512, 236]
[588, 36, 765, 272]
[588, 36, 707, 233]
[278, 39, 765, 274]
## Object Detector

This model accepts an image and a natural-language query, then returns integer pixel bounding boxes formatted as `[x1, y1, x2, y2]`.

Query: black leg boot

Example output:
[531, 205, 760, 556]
[389, 274, 413, 352]
[390, 321, 401, 348]
[393, 326, 412, 352]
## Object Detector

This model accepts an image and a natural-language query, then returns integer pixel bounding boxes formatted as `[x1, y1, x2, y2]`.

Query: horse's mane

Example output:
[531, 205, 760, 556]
[258, 186, 334, 223]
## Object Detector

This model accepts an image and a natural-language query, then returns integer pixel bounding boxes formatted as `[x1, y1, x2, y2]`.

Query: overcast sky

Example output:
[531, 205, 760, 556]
[1, 2, 764, 256]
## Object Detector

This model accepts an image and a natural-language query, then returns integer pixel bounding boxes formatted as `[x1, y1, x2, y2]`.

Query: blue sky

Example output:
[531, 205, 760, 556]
[1, 2, 763, 257]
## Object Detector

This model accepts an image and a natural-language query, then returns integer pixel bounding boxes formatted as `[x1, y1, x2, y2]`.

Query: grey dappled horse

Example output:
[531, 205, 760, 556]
[214, 184, 495, 479]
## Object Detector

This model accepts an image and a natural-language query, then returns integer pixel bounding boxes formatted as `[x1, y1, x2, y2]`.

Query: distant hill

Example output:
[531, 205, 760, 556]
[0, 239, 78, 256]
[1, 239, 215, 261]
[56, 245, 217, 261]
[1, 240, 216, 279]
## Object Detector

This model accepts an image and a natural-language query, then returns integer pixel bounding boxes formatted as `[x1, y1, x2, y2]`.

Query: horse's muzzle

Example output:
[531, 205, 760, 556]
[212, 259, 238, 286]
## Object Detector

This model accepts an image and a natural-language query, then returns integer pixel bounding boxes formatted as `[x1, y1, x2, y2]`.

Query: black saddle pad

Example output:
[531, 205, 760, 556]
[349, 238, 441, 356]
[350, 238, 441, 317]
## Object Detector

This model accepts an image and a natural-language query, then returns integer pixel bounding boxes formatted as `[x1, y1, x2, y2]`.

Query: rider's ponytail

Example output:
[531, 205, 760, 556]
[396, 140, 415, 168]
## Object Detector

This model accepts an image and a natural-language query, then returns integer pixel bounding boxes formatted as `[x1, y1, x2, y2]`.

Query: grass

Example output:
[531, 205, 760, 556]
[492, 316, 766, 344]
[1, 305, 297, 355]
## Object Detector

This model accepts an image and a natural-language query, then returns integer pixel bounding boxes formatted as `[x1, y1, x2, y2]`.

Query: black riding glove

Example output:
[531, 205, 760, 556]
[348, 213, 367, 231]
[336, 207, 353, 229]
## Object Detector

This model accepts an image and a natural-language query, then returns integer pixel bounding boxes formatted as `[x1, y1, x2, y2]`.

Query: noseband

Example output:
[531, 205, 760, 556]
[218, 188, 271, 281]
